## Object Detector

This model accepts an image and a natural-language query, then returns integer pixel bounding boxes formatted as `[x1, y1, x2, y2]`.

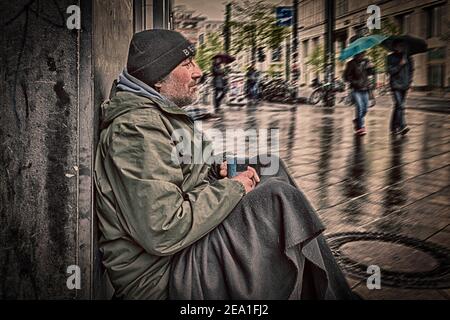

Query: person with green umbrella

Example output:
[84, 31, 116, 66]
[343, 50, 376, 136]
[340, 35, 385, 136]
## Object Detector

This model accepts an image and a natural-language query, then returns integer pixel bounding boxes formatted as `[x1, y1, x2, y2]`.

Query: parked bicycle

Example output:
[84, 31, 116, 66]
[260, 77, 296, 103]
[308, 78, 346, 105]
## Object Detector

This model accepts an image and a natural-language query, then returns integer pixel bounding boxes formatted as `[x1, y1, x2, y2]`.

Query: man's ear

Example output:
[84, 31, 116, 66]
[153, 82, 162, 92]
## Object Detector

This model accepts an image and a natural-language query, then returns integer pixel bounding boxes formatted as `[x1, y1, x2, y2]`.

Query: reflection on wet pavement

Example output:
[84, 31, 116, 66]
[203, 103, 450, 299]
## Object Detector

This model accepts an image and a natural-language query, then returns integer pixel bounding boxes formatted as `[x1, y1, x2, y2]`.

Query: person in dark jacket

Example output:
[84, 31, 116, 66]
[386, 40, 414, 135]
[245, 65, 260, 103]
[343, 51, 375, 136]
[212, 57, 227, 110]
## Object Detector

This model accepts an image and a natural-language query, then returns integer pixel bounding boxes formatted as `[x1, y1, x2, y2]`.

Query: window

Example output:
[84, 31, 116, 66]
[336, 0, 348, 17]
[396, 13, 412, 34]
[272, 46, 282, 62]
[133, 0, 146, 33]
[302, 40, 309, 59]
[312, 37, 319, 49]
[428, 47, 446, 61]
[428, 64, 445, 88]
[338, 39, 346, 51]
[303, 0, 322, 26]
[426, 6, 443, 38]
[353, 25, 365, 39]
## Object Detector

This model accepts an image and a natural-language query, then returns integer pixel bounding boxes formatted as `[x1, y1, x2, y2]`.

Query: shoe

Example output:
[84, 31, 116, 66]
[399, 126, 410, 135]
[356, 128, 367, 136]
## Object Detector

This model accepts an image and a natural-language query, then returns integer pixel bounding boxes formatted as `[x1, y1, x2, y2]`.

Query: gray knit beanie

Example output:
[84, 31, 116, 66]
[127, 29, 196, 86]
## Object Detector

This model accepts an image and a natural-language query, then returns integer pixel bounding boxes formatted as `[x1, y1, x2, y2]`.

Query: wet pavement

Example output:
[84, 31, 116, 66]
[200, 101, 450, 300]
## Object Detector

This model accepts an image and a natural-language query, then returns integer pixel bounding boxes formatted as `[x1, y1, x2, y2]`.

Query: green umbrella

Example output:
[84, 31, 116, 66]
[339, 34, 387, 61]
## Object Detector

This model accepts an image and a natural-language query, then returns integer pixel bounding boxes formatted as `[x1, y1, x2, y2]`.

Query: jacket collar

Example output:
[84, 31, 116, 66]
[116, 69, 190, 117]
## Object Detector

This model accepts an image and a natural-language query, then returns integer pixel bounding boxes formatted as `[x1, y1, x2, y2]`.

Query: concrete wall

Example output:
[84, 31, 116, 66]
[0, 0, 80, 299]
[0, 0, 133, 299]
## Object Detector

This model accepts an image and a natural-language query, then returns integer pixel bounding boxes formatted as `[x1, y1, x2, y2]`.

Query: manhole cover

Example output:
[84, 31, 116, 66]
[327, 232, 450, 289]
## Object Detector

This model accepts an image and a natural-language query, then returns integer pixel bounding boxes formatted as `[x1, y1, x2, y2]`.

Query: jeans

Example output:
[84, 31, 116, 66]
[391, 89, 407, 132]
[352, 90, 369, 130]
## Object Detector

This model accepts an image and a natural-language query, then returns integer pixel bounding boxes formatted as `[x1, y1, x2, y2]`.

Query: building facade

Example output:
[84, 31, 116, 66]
[297, 0, 450, 92]
[173, 4, 207, 44]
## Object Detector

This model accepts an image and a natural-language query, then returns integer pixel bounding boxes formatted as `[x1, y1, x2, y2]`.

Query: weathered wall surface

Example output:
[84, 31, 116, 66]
[0, 0, 134, 299]
[0, 0, 79, 299]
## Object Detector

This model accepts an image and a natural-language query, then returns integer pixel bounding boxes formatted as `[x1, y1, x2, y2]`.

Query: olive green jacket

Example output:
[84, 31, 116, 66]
[94, 91, 245, 299]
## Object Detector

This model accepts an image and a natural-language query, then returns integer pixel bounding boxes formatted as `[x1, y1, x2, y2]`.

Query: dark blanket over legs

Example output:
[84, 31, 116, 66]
[169, 158, 354, 300]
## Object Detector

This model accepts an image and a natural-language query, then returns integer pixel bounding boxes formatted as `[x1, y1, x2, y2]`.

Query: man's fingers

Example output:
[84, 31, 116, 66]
[246, 177, 256, 189]
[220, 161, 228, 170]
[220, 168, 228, 177]
[219, 161, 228, 177]
[247, 166, 260, 183]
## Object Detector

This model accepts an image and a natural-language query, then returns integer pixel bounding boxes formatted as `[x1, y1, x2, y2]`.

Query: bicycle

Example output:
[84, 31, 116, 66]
[308, 79, 346, 105]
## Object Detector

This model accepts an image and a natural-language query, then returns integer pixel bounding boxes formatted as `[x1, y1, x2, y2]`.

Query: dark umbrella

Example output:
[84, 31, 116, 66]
[212, 53, 236, 64]
[381, 35, 428, 55]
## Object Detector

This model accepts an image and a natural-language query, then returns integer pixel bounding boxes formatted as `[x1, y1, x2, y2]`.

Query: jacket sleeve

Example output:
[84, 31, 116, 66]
[104, 115, 245, 256]
[366, 60, 376, 76]
[343, 62, 352, 82]
[386, 55, 403, 76]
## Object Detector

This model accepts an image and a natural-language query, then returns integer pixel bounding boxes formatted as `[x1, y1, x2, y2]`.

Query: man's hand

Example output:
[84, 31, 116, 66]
[399, 58, 406, 66]
[219, 161, 228, 178]
[231, 166, 260, 194]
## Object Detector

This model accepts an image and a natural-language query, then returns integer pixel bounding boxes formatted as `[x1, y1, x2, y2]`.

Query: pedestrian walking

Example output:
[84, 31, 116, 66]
[386, 40, 414, 135]
[245, 66, 259, 103]
[212, 57, 227, 110]
[343, 51, 375, 136]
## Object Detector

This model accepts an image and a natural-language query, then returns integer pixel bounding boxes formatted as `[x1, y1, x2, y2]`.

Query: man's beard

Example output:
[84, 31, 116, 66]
[169, 94, 196, 108]
[160, 77, 198, 108]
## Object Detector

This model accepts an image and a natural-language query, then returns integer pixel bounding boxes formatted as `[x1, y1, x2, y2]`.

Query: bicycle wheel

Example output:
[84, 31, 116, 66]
[309, 89, 323, 105]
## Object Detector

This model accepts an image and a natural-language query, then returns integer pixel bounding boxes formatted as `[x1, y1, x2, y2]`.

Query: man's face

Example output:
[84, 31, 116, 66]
[158, 57, 203, 108]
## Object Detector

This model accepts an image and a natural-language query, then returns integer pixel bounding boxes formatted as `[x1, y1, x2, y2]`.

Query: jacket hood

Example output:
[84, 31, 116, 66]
[100, 69, 189, 129]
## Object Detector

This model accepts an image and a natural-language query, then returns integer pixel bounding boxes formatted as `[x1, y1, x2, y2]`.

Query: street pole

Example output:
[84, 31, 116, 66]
[292, 0, 299, 99]
[285, 35, 291, 81]
[324, 0, 335, 107]
[224, 3, 231, 54]
[223, 2, 232, 106]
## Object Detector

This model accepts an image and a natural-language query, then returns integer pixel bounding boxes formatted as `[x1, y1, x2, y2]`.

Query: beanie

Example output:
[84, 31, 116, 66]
[127, 29, 196, 86]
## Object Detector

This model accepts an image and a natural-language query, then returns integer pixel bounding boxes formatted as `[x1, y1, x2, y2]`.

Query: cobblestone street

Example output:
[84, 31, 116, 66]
[200, 100, 450, 300]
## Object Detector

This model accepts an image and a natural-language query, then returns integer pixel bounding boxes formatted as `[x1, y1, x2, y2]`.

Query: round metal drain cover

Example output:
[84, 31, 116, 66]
[327, 232, 450, 289]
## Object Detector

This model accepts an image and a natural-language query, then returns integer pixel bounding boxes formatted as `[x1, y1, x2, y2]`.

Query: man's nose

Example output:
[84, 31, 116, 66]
[192, 61, 203, 81]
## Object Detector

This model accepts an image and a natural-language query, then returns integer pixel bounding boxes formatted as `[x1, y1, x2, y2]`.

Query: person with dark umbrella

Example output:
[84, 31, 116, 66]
[386, 40, 414, 135]
[211, 56, 227, 110]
